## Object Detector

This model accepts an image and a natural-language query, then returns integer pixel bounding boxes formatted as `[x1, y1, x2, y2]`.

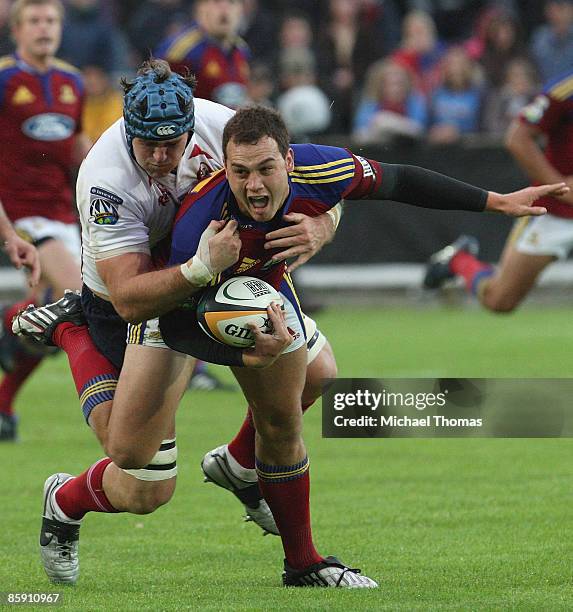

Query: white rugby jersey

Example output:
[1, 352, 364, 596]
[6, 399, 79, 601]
[77, 98, 234, 296]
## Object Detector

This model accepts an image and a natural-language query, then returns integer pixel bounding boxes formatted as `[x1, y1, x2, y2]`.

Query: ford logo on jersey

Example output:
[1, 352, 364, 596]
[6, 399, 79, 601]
[22, 113, 75, 141]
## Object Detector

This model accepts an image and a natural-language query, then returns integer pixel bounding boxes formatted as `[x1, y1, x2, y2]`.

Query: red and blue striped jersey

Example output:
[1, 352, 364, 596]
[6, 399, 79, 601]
[171, 143, 381, 288]
[519, 70, 573, 219]
[155, 22, 250, 108]
[0, 54, 84, 223]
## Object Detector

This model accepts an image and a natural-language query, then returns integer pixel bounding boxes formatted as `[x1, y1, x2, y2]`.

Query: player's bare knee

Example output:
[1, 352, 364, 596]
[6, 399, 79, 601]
[125, 479, 175, 514]
[256, 414, 301, 447]
[481, 292, 518, 314]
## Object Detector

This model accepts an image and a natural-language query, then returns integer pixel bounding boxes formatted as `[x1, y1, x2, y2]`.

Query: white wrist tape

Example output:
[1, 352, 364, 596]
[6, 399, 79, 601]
[180, 258, 213, 287]
[327, 202, 343, 230]
[180, 223, 218, 287]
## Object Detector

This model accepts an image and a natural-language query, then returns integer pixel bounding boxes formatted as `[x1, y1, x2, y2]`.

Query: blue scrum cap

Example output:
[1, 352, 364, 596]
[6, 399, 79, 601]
[123, 70, 195, 144]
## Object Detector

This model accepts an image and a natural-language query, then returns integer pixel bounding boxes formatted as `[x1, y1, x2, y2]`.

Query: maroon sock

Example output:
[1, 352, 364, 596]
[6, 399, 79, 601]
[228, 408, 256, 469]
[55, 458, 120, 520]
[0, 353, 43, 417]
[53, 323, 119, 422]
[3, 299, 33, 329]
[228, 403, 314, 470]
[256, 456, 323, 569]
[450, 251, 493, 295]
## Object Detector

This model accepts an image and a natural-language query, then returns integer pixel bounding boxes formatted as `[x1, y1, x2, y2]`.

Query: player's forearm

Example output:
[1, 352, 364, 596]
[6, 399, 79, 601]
[505, 122, 563, 185]
[374, 163, 488, 212]
[109, 263, 205, 323]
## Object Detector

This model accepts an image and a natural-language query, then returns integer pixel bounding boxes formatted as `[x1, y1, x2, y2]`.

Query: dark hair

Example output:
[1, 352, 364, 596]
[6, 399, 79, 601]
[120, 58, 196, 95]
[223, 106, 290, 158]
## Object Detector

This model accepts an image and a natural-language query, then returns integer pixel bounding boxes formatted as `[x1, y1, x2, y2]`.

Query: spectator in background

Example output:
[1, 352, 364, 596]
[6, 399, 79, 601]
[530, 0, 573, 81]
[125, 0, 189, 65]
[245, 61, 274, 107]
[81, 64, 123, 143]
[482, 57, 539, 135]
[276, 48, 331, 140]
[0, 0, 14, 55]
[392, 10, 446, 96]
[58, 0, 131, 79]
[155, 0, 249, 109]
[316, 0, 397, 134]
[240, 0, 276, 64]
[479, 10, 528, 87]
[428, 46, 484, 144]
[353, 58, 428, 144]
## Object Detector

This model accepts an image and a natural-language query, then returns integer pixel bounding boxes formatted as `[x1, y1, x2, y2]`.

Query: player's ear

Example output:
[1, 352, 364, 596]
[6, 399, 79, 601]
[285, 148, 295, 173]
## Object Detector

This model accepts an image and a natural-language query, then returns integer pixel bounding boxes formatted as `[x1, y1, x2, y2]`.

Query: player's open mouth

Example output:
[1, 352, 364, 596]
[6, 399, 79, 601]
[248, 196, 269, 209]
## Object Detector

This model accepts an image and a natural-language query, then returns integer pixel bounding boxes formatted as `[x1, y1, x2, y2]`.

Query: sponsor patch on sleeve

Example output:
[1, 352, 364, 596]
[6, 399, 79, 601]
[89, 187, 122, 225]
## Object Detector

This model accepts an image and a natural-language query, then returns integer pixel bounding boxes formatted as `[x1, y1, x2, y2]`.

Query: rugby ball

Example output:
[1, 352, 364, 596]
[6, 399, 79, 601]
[196, 276, 283, 348]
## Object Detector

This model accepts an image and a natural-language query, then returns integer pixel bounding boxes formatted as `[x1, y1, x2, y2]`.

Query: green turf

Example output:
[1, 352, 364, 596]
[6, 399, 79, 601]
[1, 306, 572, 610]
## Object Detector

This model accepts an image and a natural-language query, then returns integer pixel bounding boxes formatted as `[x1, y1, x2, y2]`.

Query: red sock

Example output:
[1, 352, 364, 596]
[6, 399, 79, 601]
[2, 299, 33, 330]
[55, 458, 120, 520]
[256, 456, 323, 569]
[53, 323, 119, 421]
[228, 402, 314, 470]
[0, 353, 43, 416]
[450, 251, 493, 295]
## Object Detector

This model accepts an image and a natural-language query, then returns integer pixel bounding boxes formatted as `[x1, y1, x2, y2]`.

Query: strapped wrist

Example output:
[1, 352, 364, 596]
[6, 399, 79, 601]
[180, 257, 213, 287]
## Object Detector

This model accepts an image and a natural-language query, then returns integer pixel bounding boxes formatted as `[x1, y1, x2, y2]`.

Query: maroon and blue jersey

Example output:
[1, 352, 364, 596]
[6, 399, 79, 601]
[155, 22, 250, 108]
[0, 54, 84, 224]
[170, 143, 381, 289]
[519, 70, 573, 219]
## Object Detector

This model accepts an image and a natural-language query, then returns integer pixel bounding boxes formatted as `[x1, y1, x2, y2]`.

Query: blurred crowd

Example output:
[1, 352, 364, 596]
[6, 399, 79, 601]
[3, 0, 573, 144]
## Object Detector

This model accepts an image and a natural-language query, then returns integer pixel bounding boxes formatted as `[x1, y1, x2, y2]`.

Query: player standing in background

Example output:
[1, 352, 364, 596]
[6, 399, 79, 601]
[162, 105, 566, 586]
[155, 0, 249, 110]
[424, 70, 573, 311]
[0, 0, 90, 440]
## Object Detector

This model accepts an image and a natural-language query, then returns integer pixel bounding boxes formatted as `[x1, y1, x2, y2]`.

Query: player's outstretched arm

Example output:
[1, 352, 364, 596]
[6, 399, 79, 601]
[0, 202, 41, 286]
[264, 204, 342, 273]
[242, 302, 293, 368]
[369, 162, 568, 217]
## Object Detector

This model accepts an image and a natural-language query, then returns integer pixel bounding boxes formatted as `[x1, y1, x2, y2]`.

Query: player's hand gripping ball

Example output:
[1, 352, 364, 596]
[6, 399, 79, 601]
[196, 276, 284, 347]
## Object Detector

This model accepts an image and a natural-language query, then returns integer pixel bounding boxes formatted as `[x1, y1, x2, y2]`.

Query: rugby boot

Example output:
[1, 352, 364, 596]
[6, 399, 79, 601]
[423, 235, 479, 289]
[12, 290, 84, 346]
[40, 473, 81, 585]
[201, 444, 279, 536]
[283, 555, 379, 588]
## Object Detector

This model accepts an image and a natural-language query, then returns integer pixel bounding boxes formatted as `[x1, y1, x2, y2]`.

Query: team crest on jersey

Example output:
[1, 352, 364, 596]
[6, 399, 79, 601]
[22, 113, 75, 141]
[205, 60, 222, 78]
[89, 187, 123, 225]
[59, 84, 77, 104]
[522, 95, 549, 124]
[197, 162, 214, 182]
[12, 85, 35, 105]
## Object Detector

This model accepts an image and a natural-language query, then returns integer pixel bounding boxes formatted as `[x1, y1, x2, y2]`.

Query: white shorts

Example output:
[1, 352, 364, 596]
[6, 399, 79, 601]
[15, 216, 81, 263]
[128, 293, 307, 355]
[512, 214, 573, 260]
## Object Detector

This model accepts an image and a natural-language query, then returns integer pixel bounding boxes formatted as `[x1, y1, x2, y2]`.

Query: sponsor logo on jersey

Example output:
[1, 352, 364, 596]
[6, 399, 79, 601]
[90, 187, 123, 205]
[59, 84, 77, 104]
[356, 155, 374, 178]
[22, 113, 75, 141]
[89, 197, 119, 225]
[12, 85, 35, 105]
[235, 257, 260, 274]
[155, 124, 177, 137]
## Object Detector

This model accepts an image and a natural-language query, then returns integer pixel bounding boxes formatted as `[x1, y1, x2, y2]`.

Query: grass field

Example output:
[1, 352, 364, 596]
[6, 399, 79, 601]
[1, 305, 572, 611]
